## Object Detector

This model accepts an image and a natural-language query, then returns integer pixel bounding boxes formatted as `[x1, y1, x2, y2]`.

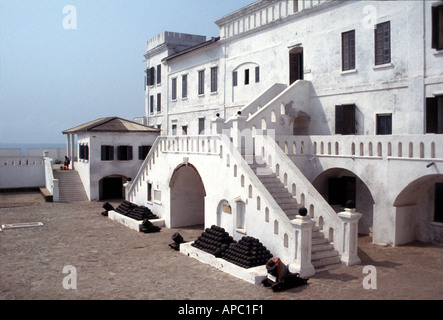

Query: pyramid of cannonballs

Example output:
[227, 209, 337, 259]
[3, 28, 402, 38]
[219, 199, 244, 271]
[115, 200, 159, 221]
[221, 236, 273, 269]
[191, 225, 235, 257]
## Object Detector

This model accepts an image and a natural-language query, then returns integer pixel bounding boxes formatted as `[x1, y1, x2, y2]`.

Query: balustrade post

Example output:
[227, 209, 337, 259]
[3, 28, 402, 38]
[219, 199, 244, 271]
[231, 115, 247, 154]
[211, 117, 225, 134]
[290, 209, 315, 278]
[338, 202, 362, 266]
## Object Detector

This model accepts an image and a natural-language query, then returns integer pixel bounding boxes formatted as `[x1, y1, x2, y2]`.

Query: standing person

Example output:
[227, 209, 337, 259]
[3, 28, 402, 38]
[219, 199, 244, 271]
[66, 156, 71, 169]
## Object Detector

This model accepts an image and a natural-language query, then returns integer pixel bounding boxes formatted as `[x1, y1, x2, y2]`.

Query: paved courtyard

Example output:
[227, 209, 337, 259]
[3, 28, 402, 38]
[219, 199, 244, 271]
[1, 192, 442, 300]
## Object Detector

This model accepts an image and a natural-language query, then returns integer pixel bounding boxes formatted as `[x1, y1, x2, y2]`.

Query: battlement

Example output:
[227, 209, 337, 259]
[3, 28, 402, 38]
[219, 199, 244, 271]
[146, 31, 206, 53]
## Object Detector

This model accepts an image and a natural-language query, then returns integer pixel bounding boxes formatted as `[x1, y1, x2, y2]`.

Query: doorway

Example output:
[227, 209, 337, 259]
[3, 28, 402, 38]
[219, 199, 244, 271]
[289, 47, 304, 84]
[100, 176, 125, 200]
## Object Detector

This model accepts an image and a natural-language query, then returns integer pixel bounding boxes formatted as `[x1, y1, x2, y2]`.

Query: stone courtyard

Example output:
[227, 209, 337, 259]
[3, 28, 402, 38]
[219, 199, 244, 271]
[1, 192, 442, 300]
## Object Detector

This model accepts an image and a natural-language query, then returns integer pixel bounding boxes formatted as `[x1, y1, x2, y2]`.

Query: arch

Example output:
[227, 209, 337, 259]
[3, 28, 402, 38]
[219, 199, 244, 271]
[217, 199, 231, 227]
[169, 163, 206, 227]
[99, 175, 128, 200]
[393, 174, 443, 245]
[312, 167, 375, 235]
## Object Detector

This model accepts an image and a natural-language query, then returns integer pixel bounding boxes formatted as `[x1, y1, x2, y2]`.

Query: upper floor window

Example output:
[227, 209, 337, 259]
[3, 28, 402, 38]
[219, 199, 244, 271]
[79, 144, 89, 160]
[101, 145, 114, 161]
[149, 95, 154, 114]
[244, 69, 250, 85]
[432, 4, 443, 50]
[233, 71, 238, 87]
[156, 65, 161, 84]
[376, 114, 392, 135]
[171, 78, 177, 100]
[198, 70, 205, 95]
[255, 66, 260, 83]
[211, 67, 218, 93]
[342, 30, 355, 71]
[335, 104, 356, 135]
[146, 67, 155, 86]
[138, 145, 151, 160]
[157, 93, 161, 112]
[374, 21, 391, 65]
[117, 146, 133, 161]
[182, 74, 188, 98]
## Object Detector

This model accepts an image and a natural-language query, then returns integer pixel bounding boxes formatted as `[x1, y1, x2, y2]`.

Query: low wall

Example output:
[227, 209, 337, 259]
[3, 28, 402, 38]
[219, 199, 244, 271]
[0, 157, 45, 189]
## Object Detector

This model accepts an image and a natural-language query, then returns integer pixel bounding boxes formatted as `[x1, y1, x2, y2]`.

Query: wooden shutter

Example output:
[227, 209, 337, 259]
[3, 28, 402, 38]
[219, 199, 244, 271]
[128, 146, 133, 160]
[375, 22, 390, 65]
[342, 30, 355, 71]
[101, 146, 106, 160]
[150, 67, 155, 86]
[157, 65, 161, 84]
[211, 67, 218, 92]
[233, 71, 238, 87]
[335, 105, 344, 134]
[255, 66, 260, 83]
[182, 75, 187, 98]
[426, 97, 438, 133]
[146, 69, 151, 87]
[431, 5, 439, 49]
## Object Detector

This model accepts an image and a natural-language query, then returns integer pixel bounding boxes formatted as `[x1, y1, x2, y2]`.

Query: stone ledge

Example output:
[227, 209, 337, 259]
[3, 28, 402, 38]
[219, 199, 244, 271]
[180, 242, 267, 285]
[108, 210, 164, 232]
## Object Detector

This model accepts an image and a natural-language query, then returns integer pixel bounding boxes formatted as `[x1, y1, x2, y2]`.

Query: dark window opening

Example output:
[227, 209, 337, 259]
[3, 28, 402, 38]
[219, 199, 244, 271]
[233, 71, 238, 87]
[289, 49, 303, 84]
[138, 145, 151, 160]
[198, 70, 205, 95]
[426, 96, 443, 134]
[79, 144, 89, 160]
[182, 75, 188, 98]
[157, 93, 161, 112]
[376, 114, 392, 135]
[150, 95, 154, 114]
[255, 66, 260, 83]
[244, 69, 250, 85]
[211, 67, 218, 93]
[172, 124, 177, 136]
[117, 146, 133, 161]
[335, 104, 356, 135]
[101, 145, 114, 161]
[432, 4, 443, 50]
[148, 183, 152, 202]
[182, 125, 188, 135]
[156, 64, 161, 84]
[171, 78, 177, 100]
[198, 118, 205, 135]
[146, 67, 155, 86]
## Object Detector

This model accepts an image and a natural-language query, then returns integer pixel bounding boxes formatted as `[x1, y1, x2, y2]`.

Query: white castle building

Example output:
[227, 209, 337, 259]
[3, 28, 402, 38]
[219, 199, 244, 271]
[61, 0, 443, 276]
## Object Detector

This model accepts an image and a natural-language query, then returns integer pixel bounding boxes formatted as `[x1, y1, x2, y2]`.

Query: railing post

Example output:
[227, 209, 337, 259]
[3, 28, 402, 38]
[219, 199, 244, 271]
[338, 203, 362, 266]
[231, 115, 247, 154]
[290, 210, 315, 278]
[211, 116, 225, 134]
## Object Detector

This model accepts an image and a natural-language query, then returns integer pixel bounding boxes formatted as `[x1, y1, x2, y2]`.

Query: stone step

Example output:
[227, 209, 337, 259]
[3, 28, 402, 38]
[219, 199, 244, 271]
[312, 255, 342, 268]
[312, 243, 335, 253]
[314, 263, 343, 273]
[311, 237, 329, 245]
[311, 249, 339, 261]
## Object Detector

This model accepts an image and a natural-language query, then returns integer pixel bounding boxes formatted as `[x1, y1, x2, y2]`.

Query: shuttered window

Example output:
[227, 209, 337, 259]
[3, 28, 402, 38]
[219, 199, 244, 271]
[335, 104, 356, 135]
[171, 78, 177, 100]
[198, 70, 205, 95]
[233, 71, 238, 87]
[101, 145, 114, 161]
[182, 75, 188, 98]
[244, 69, 250, 85]
[157, 93, 161, 112]
[156, 65, 161, 84]
[426, 96, 443, 134]
[376, 114, 392, 135]
[146, 67, 155, 86]
[138, 146, 151, 160]
[374, 21, 391, 65]
[432, 4, 443, 50]
[211, 67, 218, 93]
[342, 30, 355, 71]
[117, 146, 132, 161]
[255, 66, 260, 83]
[149, 95, 154, 114]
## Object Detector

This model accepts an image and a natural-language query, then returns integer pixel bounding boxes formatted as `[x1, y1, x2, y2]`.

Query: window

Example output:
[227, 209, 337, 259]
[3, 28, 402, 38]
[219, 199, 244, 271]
[156, 65, 161, 84]
[138, 145, 151, 160]
[182, 74, 188, 98]
[435, 183, 443, 222]
[211, 67, 218, 93]
[101, 145, 114, 161]
[147, 183, 152, 202]
[374, 21, 391, 65]
[182, 125, 188, 135]
[198, 70, 205, 95]
[198, 118, 205, 135]
[146, 67, 155, 86]
[149, 95, 154, 114]
[79, 144, 89, 160]
[432, 4, 443, 50]
[172, 124, 177, 136]
[376, 114, 392, 135]
[244, 69, 250, 85]
[255, 66, 260, 83]
[117, 146, 133, 161]
[335, 104, 356, 135]
[157, 93, 161, 112]
[171, 78, 177, 100]
[426, 96, 443, 133]
[233, 71, 238, 87]
[342, 30, 355, 71]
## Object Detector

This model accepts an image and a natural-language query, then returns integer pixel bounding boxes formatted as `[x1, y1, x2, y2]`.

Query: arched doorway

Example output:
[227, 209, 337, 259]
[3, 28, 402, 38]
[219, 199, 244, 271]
[393, 174, 443, 245]
[169, 163, 206, 228]
[312, 168, 374, 235]
[99, 175, 128, 200]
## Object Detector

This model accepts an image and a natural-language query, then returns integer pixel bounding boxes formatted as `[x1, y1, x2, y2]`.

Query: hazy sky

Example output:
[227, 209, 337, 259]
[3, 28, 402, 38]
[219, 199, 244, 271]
[0, 0, 252, 144]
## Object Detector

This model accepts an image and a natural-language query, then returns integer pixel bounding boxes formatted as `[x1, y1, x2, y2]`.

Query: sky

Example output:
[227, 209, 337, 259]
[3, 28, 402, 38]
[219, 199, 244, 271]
[0, 0, 253, 145]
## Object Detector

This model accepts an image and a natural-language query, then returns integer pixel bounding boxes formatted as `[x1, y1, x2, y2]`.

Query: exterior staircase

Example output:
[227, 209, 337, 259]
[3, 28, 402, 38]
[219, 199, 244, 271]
[248, 155, 342, 272]
[53, 169, 88, 202]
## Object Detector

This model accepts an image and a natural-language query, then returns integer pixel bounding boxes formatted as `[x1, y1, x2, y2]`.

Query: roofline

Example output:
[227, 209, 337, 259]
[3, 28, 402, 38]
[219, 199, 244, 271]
[62, 116, 160, 134]
[162, 37, 220, 63]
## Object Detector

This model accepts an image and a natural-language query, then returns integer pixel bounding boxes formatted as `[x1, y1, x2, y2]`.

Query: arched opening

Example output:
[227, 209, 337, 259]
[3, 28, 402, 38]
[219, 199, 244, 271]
[393, 174, 443, 245]
[99, 175, 127, 200]
[169, 163, 206, 228]
[312, 167, 375, 236]
[293, 112, 310, 135]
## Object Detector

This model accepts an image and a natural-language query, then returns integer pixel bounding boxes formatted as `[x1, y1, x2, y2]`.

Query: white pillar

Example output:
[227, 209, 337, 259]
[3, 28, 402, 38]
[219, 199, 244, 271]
[71, 134, 75, 168]
[211, 117, 225, 134]
[290, 214, 315, 278]
[66, 134, 71, 160]
[338, 208, 362, 266]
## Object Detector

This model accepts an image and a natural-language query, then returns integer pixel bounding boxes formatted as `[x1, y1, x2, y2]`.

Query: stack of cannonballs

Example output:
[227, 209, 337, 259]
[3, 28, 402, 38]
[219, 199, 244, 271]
[191, 225, 235, 258]
[221, 236, 273, 269]
[115, 200, 159, 221]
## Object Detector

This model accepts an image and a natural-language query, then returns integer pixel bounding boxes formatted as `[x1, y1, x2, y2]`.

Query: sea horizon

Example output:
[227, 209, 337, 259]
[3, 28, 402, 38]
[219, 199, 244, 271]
[0, 142, 66, 156]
